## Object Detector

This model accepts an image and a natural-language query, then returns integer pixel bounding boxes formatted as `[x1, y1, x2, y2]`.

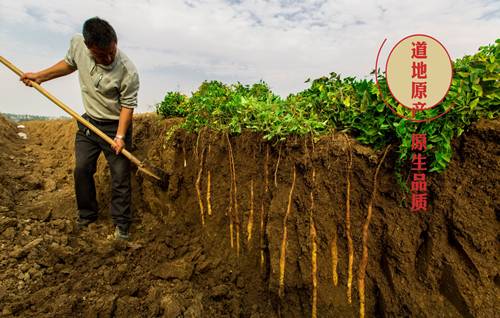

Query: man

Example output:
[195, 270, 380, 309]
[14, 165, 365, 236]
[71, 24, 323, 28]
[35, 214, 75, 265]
[21, 17, 139, 240]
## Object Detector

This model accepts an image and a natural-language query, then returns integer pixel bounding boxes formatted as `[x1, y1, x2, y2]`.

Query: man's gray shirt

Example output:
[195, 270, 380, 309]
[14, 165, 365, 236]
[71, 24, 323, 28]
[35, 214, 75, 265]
[64, 34, 139, 121]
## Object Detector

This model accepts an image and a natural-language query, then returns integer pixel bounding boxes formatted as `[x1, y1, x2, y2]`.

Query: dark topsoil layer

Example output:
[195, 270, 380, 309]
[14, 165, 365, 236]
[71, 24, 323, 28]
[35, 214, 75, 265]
[0, 113, 498, 317]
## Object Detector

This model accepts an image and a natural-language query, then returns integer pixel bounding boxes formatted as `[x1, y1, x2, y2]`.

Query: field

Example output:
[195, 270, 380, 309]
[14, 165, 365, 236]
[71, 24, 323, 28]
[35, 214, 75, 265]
[0, 41, 498, 317]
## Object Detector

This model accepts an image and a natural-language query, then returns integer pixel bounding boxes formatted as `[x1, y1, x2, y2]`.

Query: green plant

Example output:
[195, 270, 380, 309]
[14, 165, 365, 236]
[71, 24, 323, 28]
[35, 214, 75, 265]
[156, 92, 188, 117]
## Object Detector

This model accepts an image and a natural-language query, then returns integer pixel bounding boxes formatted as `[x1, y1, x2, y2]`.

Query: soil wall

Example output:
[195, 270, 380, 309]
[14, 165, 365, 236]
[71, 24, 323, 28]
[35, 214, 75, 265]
[130, 115, 499, 317]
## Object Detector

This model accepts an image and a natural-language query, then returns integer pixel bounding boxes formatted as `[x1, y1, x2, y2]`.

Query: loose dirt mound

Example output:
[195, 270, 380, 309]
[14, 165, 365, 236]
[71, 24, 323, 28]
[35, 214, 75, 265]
[0, 116, 25, 211]
[0, 115, 18, 149]
[0, 114, 498, 317]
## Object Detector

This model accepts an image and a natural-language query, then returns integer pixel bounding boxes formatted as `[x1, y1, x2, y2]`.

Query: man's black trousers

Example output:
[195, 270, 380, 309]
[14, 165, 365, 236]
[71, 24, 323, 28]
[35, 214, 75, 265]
[74, 114, 132, 231]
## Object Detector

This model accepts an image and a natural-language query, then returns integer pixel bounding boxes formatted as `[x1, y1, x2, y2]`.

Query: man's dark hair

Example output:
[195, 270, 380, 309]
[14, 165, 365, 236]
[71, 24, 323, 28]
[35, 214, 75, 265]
[83, 17, 117, 49]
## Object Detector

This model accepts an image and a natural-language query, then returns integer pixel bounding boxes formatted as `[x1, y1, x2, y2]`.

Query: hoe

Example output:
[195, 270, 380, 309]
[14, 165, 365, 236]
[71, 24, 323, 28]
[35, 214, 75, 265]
[0, 56, 169, 190]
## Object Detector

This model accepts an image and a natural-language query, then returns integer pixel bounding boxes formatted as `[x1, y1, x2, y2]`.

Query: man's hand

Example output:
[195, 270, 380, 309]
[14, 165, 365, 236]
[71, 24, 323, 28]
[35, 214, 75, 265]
[113, 107, 133, 155]
[19, 60, 75, 87]
[112, 137, 125, 155]
[20, 72, 43, 87]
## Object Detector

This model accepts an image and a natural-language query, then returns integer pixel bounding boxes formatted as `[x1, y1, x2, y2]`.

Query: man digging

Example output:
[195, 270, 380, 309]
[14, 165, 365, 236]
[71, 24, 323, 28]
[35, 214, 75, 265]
[21, 17, 139, 240]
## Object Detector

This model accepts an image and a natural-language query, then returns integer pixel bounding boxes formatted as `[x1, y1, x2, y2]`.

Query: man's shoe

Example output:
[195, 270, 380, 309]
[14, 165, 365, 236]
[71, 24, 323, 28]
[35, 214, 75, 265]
[77, 218, 95, 230]
[114, 226, 130, 240]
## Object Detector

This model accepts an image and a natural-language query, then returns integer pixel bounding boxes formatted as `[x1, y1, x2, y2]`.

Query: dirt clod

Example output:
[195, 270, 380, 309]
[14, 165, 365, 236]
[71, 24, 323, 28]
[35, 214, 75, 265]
[160, 293, 184, 317]
[152, 259, 194, 280]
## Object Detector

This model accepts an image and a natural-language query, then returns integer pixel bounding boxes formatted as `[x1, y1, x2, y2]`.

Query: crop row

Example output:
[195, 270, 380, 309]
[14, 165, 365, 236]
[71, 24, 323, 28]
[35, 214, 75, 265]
[157, 39, 499, 177]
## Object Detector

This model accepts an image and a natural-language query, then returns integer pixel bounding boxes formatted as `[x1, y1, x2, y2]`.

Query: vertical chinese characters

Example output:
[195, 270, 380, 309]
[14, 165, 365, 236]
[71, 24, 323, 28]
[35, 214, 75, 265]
[411, 41, 428, 118]
[410, 134, 428, 211]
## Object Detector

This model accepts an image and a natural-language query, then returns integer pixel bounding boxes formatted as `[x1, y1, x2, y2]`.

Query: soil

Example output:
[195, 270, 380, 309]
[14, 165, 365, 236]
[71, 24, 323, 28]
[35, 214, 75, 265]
[0, 113, 498, 317]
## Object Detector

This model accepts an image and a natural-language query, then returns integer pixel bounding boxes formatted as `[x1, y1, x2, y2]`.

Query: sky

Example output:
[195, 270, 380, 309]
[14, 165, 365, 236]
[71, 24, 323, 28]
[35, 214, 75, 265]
[0, 0, 498, 117]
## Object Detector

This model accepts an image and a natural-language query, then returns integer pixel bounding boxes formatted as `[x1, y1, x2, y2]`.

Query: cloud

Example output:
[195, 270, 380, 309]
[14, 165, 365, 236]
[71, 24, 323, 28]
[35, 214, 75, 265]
[0, 0, 498, 116]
